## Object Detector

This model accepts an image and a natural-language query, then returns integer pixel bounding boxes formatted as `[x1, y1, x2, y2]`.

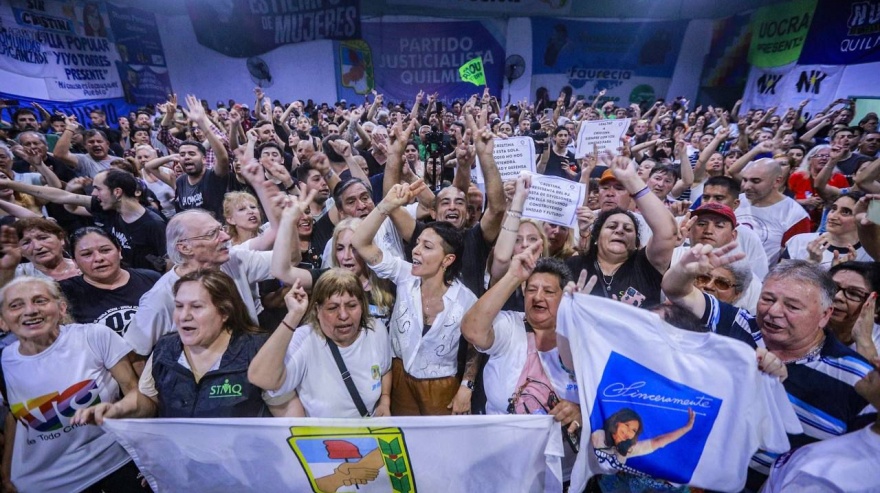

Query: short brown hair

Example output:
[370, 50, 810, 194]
[13, 217, 66, 241]
[172, 270, 261, 337]
[305, 268, 372, 336]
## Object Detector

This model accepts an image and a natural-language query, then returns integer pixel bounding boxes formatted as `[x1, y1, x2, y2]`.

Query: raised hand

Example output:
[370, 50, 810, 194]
[182, 94, 207, 123]
[379, 180, 426, 211]
[564, 268, 598, 296]
[679, 242, 745, 277]
[283, 279, 309, 317]
[328, 138, 353, 158]
[508, 241, 542, 282]
[0, 226, 22, 271]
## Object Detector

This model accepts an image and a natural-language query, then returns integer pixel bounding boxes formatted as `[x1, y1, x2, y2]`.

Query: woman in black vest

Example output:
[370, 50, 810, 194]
[73, 269, 303, 422]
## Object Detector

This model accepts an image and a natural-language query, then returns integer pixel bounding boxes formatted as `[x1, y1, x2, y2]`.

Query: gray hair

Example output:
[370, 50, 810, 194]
[15, 131, 47, 146]
[0, 144, 12, 159]
[765, 259, 836, 310]
[165, 209, 214, 265]
[724, 260, 752, 294]
[800, 144, 831, 173]
[0, 276, 73, 324]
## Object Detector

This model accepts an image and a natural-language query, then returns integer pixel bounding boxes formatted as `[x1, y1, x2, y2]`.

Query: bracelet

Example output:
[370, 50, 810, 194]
[501, 225, 519, 233]
[507, 210, 522, 218]
[280, 320, 296, 332]
[285, 182, 297, 192]
[631, 186, 650, 199]
[323, 169, 334, 179]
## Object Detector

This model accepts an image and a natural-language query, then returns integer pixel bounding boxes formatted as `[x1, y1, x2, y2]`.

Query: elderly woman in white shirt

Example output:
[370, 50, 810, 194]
[352, 181, 479, 416]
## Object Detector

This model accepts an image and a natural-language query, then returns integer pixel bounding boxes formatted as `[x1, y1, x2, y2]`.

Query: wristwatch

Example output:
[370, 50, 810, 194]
[460, 379, 475, 391]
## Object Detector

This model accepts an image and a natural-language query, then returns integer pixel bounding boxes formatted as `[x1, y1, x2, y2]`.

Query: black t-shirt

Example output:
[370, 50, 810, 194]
[362, 150, 384, 177]
[409, 221, 492, 296]
[311, 213, 335, 256]
[59, 268, 161, 335]
[90, 197, 167, 271]
[565, 248, 663, 308]
[175, 168, 228, 217]
[836, 152, 872, 184]
[542, 149, 578, 180]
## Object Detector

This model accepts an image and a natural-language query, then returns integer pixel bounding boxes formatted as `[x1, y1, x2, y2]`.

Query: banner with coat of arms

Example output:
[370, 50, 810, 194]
[104, 415, 564, 493]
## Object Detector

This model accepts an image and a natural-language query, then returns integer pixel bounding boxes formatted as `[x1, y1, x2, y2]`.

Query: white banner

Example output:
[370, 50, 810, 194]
[473, 137, 536, 184]
[575, 118, 631, 159]
[523, 173, 585, 228]
[0, 1, 123, 100]
[104, 415, 564, 493]
[741, 63, 844, 118]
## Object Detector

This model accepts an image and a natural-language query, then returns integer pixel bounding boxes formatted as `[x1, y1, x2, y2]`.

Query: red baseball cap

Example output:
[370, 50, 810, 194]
[693, 203, 737, 227]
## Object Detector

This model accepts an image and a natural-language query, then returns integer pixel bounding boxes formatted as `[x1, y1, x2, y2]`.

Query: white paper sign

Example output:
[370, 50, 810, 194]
[473, 137, 536, 184]
[575, 118, 630, 159]
[523, 173, 585, 228]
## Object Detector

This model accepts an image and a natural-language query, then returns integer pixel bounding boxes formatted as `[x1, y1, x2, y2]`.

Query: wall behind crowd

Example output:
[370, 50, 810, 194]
[2, 0, 880, 114]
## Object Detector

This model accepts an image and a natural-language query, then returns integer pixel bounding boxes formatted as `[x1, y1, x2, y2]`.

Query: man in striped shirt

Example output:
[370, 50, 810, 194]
[663, 250, 875, 490]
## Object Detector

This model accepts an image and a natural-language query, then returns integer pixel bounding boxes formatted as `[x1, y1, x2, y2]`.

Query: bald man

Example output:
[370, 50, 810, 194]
[735, 158, 810, 265]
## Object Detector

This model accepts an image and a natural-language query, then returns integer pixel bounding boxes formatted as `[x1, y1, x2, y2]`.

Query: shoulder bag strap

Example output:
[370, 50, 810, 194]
[326, 339, 370, 417]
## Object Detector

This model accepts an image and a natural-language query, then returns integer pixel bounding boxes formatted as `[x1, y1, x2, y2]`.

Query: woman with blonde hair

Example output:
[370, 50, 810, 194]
[330, 218, 394, 323]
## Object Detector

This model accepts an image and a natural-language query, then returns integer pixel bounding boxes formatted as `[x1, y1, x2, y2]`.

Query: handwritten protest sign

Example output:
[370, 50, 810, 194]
[523, 173, 585, 228]
[575, 118, 630, 159]
[473, 137, 536, 184]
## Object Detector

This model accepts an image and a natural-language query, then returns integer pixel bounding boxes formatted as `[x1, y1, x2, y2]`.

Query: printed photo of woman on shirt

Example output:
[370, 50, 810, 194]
[591, 407, 696, 464]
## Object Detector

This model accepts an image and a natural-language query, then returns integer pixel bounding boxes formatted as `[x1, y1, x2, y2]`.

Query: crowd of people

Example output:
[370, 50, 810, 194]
[0, 84, 878, 492]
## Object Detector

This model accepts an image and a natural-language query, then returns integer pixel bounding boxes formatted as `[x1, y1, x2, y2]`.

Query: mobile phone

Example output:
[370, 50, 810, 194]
[1, 99, 19, 106]
[868, 200, 880, 226]
[563, 426, 581, 453]
[543, 108, 554, 118]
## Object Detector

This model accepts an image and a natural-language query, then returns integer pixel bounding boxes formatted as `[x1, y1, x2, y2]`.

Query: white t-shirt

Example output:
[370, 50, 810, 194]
[268, 322, 391, 418]
[369, 252, 477, 378]
[125, 249, 273, 355]
[764, 426, 880, 493]
[478, 311, 578, 414]
[0, 324, 132, 493]
[783, 232, 874, 268]
[556, 294, 799, 492]
[735, 195, 810, 265]
[736, 224, 769, 280]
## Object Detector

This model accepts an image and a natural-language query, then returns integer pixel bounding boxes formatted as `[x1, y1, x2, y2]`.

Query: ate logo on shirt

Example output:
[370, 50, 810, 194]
[11, 379, 101, 433]
[588, 352, 723, 485]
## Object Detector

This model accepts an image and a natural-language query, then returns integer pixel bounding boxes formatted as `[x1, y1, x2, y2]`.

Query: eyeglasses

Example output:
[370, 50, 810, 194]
[834, 283, 869, 303]
[695, 274, 737, 291]
[812, 154, 831, 160]
[177, 227, 222, 244]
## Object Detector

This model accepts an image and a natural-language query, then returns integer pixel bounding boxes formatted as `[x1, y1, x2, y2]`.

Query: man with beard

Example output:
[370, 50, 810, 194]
[0, 169, 166, 271]
[145, 96, 229, 218]
[54, 115, 116, 178]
